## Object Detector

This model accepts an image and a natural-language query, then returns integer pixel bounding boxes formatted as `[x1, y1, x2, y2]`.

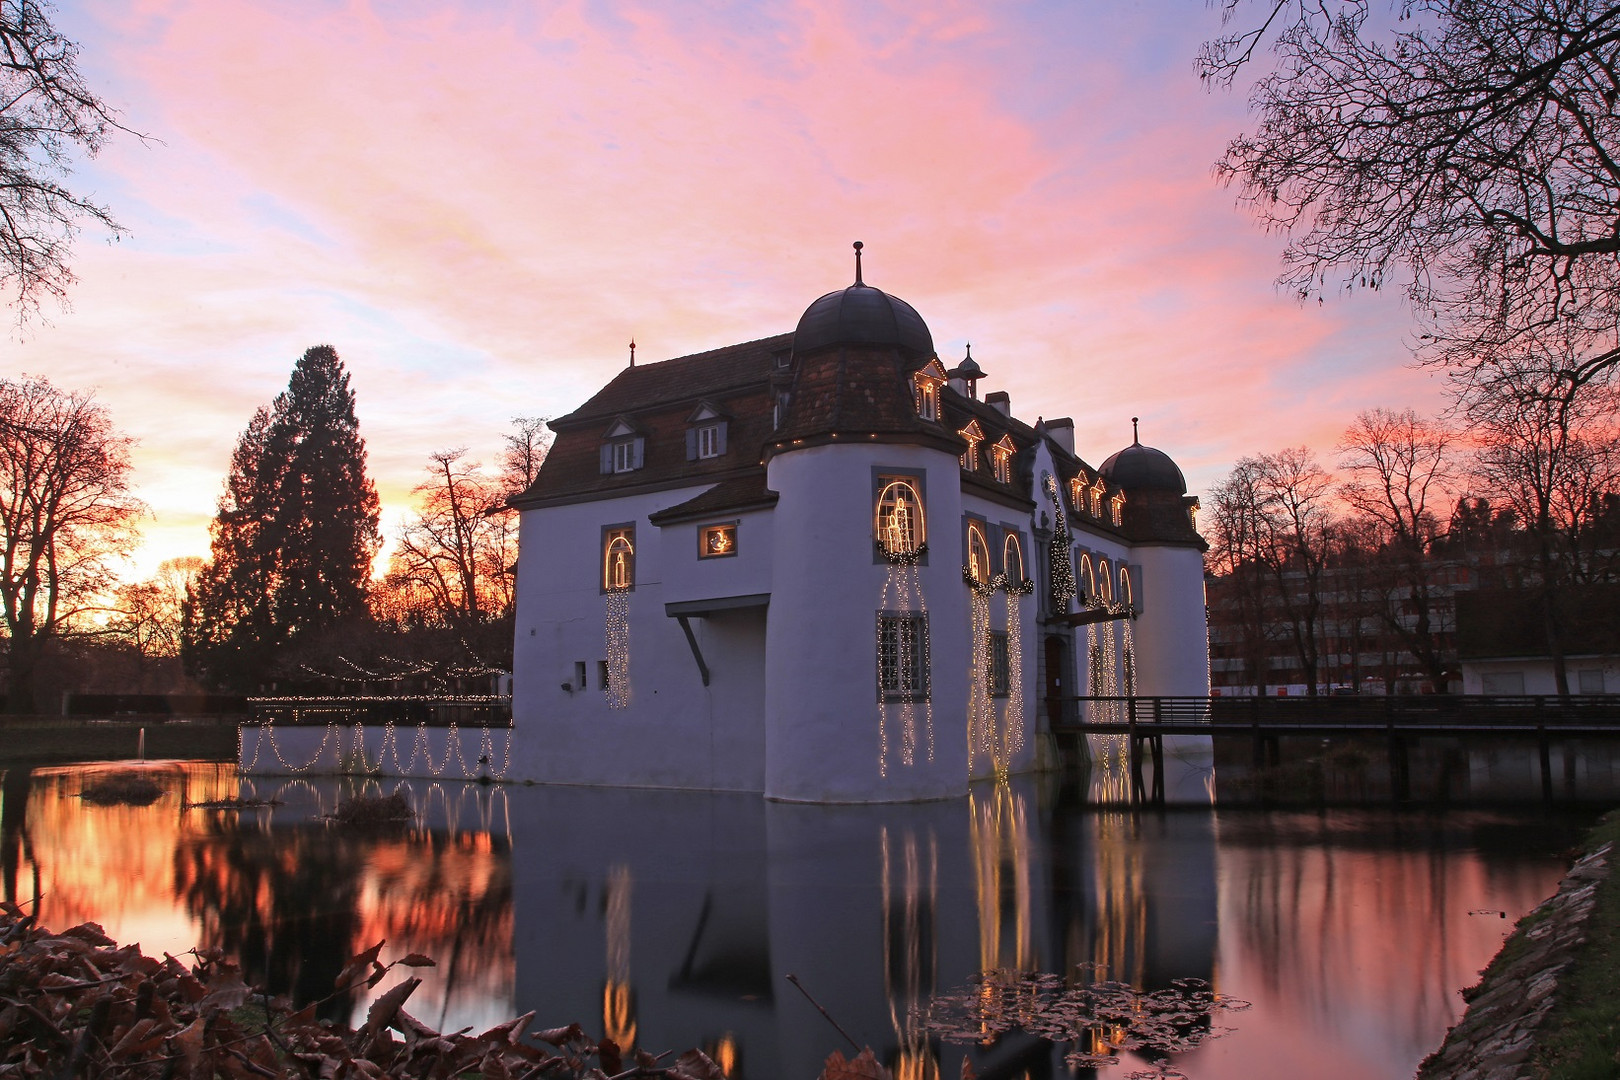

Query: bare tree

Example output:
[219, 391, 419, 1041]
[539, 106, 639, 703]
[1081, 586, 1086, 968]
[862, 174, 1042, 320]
[1462, 351, 1620, 693]
[1203, 1, 1620, 387]
[1337, 408, 1463, 691]
[0, 376, 143, 712]
[386, 449, 516, 626]
[0, 0, 135, 319]
[499, 416, 551, 496]
[111, 556, 202, 691]
[1207, 448, 1339, 693]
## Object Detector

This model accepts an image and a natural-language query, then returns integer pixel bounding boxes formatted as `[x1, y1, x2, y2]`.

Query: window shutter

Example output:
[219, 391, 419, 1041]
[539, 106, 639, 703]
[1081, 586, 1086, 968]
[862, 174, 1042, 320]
[716, 423, 727, 455]
[600, 443, 613, 474]
[686, 429, 697, 460]
[632, 437, 645, 469]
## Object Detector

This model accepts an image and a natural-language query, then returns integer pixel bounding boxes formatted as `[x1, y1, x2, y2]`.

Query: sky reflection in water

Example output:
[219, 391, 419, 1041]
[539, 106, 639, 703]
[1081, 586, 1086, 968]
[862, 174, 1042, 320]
[0, 758, 1597, 1079]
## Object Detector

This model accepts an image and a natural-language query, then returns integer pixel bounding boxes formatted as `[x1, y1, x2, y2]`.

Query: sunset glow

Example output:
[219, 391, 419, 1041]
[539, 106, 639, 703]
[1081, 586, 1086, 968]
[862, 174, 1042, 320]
[12, 0, 1437, 576]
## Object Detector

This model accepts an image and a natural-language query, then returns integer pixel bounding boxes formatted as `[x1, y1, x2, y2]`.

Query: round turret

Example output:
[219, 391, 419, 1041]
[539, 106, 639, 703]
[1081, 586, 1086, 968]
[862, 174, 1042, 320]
[1100, 419, 1187, 494]
[793, 242, 935, 359]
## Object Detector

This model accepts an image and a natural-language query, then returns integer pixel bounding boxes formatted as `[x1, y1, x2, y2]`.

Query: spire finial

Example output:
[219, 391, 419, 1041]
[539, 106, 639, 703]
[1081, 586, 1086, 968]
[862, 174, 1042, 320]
[853, 240, 864, 286]
[965, 342, 972, 360]
[629, 339, 636, 367]
[1131, 416, 1140, 445]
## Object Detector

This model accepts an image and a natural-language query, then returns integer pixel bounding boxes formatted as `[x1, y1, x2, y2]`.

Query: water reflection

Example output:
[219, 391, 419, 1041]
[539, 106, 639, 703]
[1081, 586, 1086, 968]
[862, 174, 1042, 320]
[0, 758, 1597, 1079]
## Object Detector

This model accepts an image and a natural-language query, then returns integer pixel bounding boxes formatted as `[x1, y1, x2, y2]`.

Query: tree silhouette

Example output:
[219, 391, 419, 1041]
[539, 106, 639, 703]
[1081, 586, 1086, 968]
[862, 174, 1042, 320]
[184, 346, 379, 690]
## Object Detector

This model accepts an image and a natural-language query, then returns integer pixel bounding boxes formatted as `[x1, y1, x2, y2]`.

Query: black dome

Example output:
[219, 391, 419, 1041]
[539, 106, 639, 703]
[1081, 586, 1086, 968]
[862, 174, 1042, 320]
[1100, 442, 1187, 494]
[794, 282, 935, 359]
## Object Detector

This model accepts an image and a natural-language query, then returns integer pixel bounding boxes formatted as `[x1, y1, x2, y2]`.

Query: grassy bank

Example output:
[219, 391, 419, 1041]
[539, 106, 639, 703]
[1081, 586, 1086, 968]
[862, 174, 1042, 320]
[1536, 808, 1620, 1079]
[0, 717, 240, 766]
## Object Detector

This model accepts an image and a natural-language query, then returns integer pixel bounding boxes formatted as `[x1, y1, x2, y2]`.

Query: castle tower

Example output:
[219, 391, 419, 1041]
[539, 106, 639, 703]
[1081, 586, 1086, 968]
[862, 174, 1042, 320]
[762, 245, 971, 801]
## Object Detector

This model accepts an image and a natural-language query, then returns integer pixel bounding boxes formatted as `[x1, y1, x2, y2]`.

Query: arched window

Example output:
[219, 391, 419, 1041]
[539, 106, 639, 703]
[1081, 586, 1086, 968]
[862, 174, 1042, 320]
[967, 522, 990, 583]
[603, 528, 635, 592]
[1003, 533, 1024, 583]
[1077, 553, 1096, 599]
[1118, 565, 1133, 608]
[876, 479, 926, 557]
[1096, 559, 1114, 604]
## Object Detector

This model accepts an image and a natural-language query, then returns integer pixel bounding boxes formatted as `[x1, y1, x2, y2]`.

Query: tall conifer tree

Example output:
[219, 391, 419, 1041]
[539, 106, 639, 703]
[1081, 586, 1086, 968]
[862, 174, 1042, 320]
[183, 346, 380, 689]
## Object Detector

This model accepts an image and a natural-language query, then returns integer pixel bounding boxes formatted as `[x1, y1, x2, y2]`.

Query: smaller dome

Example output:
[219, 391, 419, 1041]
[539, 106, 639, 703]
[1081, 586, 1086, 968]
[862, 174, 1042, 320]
[1100, 442, 1187, 494]
[947, 344, 984, 381]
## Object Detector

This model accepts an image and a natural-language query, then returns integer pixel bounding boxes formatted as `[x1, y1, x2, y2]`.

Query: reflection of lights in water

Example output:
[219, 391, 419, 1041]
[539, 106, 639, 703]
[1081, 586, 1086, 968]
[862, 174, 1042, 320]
[603, 864, 636, 1051]
[605, 590, 632, 710]
[1090, 812, 1147, 991]
[969, 784, 1032, 974]
[882, 826, 939, 1080]
[706, 1033, 739, 1076]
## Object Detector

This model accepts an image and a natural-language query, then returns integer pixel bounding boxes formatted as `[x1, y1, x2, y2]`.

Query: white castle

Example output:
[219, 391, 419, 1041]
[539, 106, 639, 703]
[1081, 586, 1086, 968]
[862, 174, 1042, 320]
[505, 245, 1210, 802]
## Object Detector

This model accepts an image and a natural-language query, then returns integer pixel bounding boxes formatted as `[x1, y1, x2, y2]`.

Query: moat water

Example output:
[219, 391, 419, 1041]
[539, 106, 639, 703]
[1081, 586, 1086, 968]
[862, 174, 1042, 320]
[2, 739, 1617, 1079]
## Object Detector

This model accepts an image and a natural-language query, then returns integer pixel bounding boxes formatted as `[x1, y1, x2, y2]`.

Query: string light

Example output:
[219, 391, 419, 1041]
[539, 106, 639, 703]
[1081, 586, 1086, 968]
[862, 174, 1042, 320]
[605, 589, 632, 709]
[878, 546, 933, 778]
[1042, 473, 1075, 613]
[243, 715, 514, 780]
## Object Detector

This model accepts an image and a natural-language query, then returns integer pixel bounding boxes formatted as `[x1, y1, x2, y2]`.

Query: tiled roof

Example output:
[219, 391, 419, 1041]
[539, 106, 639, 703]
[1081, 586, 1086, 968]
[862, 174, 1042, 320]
[516, 336, 788, 507]
[549, 334, 792, 429]
[768, 342, 959, 452]
[647, 471, 778, 524]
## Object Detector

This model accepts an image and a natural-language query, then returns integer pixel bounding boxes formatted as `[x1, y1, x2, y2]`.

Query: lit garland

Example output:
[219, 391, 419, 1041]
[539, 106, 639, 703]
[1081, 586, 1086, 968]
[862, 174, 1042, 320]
[878, 545, 934, 777]
[242, 716, 514, 780]
[1042, 473, 1075, 613]
[967, 578, 993, 770]
[1000, 586, 1025, 779]
[605, 588, 632, 710]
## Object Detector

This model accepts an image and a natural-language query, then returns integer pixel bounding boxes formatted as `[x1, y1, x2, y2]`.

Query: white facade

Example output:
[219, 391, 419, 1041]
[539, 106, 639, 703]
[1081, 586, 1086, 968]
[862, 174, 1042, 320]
[506, 273, 1211, 802]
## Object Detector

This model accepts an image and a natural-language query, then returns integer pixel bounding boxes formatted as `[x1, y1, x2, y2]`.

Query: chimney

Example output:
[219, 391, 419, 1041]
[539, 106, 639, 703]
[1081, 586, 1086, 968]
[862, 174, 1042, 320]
[986, 390, 1011, 417]
[1045, 416, 1075, 456]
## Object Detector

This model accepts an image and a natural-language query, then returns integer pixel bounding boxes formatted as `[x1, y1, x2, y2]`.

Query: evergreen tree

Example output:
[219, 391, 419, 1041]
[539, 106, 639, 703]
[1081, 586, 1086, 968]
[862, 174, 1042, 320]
[183, 346, 380, 690]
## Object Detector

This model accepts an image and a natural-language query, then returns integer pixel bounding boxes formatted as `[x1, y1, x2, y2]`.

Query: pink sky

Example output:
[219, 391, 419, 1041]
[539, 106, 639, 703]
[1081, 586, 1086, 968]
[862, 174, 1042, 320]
[9, 0, 1443, 577]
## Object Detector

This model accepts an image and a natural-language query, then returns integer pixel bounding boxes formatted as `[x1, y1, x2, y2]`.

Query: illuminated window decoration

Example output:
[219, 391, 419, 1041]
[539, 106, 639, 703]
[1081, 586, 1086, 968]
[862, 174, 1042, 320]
[1069, 474, 1087, 514]
[603, 527, 635, 592]
[882, 825, 940, 1080]
[1089, 478, 1106, 518]
[991, 435, 1016, 484]
[1110, 491, 1126, 527]
[1096, 560, 1113, 606]
[1002, 533, 1028, 590]
[958, 419, 984, 471]
[1077, 553, 1096, 606]
[1118, 565, 1134, 610]
[966, 522, 990, 584]
[603, 863, 637, 1052]
[699, 522, 737, 558]
[912, 358, 947, 422]
[1041, 473, 1075, 614]
[876, 477, 926, 559]
[1188, 496, 1200, 531]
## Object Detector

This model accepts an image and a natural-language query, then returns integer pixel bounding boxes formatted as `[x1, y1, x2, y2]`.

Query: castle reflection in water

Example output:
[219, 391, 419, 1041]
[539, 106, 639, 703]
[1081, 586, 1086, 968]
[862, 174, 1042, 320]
[0, 756, 1598, 1079]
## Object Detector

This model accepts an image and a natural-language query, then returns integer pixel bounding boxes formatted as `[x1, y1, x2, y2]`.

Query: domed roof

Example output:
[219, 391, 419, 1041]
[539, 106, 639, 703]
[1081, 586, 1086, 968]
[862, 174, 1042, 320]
[793, 243, 935, 359]
[1100, 421, 1187, 494]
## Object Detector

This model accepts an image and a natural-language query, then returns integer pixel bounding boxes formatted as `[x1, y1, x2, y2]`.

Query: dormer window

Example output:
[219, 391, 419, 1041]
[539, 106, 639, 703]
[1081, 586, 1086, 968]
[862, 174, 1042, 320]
[959, 419, 984, 472]
[599, 417, 645, 475]
[991, 435, 1016, 484]
[685, 402, 729, 460]
[912, 359, 947, 422]
[1187, 497, 1200, 531]
[1089, 479, 1106, 518]
[1110, 491, 1126, 527]
[1069, 475, 1086, 513]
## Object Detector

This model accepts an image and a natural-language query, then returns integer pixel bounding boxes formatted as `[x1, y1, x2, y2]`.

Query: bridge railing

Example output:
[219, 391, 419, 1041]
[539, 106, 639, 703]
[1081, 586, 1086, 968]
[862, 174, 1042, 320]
[1051, 694, 1620, 730]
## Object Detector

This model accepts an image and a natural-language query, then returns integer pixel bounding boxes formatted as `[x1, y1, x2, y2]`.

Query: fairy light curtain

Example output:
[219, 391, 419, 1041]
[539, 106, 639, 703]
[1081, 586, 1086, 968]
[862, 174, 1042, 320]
[876, 477, 934, 778]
